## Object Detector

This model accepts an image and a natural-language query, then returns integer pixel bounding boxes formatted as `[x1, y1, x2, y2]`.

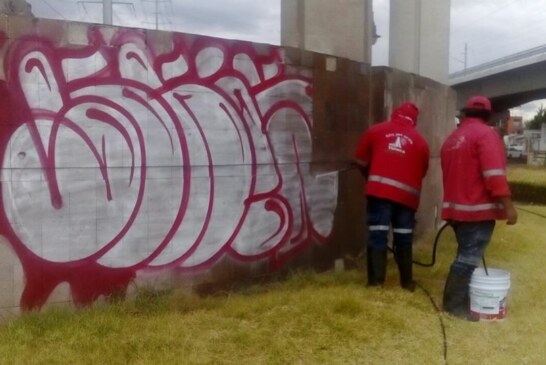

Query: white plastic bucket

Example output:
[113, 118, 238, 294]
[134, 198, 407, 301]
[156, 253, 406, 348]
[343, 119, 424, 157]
[469, 268, 511, 321]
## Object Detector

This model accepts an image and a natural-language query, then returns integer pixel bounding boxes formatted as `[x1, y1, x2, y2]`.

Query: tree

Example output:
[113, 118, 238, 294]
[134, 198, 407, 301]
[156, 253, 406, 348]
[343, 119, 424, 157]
[525, 105, 546, 130]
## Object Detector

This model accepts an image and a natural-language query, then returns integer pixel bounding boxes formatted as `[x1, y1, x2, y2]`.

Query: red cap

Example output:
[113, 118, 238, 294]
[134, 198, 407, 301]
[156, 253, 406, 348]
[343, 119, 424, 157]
[464, 96, 491, 111]
[391, 102, 419, 126]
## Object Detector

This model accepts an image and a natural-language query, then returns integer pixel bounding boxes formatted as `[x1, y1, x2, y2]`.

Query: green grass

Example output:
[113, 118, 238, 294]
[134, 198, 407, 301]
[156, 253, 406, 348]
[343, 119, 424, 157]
[0, 271, 446, 364]
[1, 189, 546, 364]
[507, 165, 546, 185]
[507, 165, 546, 204]
[413, 203, 546, 365]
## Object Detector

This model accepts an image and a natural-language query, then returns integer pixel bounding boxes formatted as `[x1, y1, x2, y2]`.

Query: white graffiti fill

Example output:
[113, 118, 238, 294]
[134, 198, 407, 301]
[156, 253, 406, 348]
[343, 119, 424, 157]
[2, 31, 339, 274]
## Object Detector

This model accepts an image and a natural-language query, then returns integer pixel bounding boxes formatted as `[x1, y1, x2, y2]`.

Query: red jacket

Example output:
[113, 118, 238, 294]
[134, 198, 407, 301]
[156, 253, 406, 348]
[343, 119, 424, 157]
[354, 103, 430, 210]
[440, 117, 511, 221]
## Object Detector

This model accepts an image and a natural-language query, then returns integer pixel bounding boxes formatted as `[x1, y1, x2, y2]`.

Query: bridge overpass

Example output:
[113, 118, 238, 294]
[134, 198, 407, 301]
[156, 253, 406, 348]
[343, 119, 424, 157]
[449, 44, 546, 111]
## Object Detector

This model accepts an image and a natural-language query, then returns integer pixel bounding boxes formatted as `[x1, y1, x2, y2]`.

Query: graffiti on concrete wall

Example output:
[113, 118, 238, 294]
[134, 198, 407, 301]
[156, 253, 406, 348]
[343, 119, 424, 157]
[0, 27, 338, 309]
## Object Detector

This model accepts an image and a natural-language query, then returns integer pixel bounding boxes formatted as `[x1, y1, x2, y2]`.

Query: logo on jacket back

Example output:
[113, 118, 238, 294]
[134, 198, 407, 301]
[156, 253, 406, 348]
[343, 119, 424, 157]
[386, 133, 413, 154]
[444, 136, 466, 151]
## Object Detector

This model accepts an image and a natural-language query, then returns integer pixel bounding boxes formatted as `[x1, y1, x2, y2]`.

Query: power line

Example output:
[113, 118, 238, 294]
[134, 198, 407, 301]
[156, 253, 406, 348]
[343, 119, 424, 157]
[42, 0, 66, 19]
[451, 1, 546, 68]
[488, 0, 520, 16]
[451, 0, 521, 26]
[111, 1, 137, 26]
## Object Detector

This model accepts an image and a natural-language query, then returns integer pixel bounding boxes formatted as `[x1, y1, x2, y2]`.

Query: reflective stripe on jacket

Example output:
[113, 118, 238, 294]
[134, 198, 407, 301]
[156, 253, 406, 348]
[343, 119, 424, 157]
[354, 114, 430, 210]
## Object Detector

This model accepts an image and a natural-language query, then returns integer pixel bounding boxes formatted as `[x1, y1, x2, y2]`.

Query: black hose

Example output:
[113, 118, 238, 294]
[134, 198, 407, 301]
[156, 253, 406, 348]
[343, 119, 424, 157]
[400, 221, 488, 272]
[415, 282, 448, 365]
[516, 205, 546, 219]
[385, 222, 452, 363]
[412, 221, 452, 267]
[414, 224, 451, 364]
[388, 221, 452, 267]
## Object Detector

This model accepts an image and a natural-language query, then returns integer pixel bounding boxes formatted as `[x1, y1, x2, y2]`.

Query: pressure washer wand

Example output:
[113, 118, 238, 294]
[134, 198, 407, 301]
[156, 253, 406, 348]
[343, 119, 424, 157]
[313, 163, 358, 178]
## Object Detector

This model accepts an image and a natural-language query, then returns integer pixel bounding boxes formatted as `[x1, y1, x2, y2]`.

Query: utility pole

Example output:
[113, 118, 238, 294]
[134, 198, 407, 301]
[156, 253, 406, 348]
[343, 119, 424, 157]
[464, 43, 468, 69]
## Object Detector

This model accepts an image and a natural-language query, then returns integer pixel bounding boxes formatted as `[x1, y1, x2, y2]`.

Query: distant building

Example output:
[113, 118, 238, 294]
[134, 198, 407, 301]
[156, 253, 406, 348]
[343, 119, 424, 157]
[507, 115, 524, 134]
[504, 114, 534, 162]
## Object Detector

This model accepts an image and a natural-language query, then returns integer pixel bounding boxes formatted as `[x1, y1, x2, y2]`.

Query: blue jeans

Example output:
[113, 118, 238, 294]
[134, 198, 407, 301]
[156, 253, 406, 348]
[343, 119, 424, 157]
[366, 196, 416, 251]
[450, 220, 496, 274]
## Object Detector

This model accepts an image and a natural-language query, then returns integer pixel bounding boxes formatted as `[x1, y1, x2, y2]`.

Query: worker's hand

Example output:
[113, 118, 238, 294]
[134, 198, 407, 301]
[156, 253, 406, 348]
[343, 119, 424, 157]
[351, 160, 369, 178]
[497, 196, 518, 225]
[506, 206, 518, 225]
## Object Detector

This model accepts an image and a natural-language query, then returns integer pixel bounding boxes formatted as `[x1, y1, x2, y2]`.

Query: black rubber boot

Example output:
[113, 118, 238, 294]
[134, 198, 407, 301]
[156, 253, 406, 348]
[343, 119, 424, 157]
[442, 265, 479, 321]
[367, 247, 387, 287]
[395, 245, 416, 292]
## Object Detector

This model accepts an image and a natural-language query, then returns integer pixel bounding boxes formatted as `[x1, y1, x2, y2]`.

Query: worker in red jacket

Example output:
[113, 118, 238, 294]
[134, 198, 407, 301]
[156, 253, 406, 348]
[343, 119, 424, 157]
[441, 95, 518, 320]
[354, 102, 430, 291]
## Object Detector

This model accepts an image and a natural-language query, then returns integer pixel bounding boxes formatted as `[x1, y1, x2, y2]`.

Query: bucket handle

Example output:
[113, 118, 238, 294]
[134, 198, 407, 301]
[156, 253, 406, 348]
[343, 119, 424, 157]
[482, 255, 489, 276]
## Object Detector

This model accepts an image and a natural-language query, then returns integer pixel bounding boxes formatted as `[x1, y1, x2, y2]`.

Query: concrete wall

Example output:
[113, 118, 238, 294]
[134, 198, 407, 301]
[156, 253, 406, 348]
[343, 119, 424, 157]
[0, 16, 370, 314]
[0, 14, 454, 315]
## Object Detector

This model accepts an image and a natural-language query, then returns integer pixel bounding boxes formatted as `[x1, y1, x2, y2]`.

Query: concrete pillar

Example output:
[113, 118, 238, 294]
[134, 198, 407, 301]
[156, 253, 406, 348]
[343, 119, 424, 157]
[103, 0, 113, 25]
[389, 0, 450, 84]
[281, 0, 373, 64]
[0, 0, 32, 16]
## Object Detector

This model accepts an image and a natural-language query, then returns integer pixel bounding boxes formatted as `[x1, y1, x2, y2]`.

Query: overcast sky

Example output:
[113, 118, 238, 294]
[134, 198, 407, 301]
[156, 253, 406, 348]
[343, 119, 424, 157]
[28, 0, 281, 44]
[27, 0, 546, 120]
